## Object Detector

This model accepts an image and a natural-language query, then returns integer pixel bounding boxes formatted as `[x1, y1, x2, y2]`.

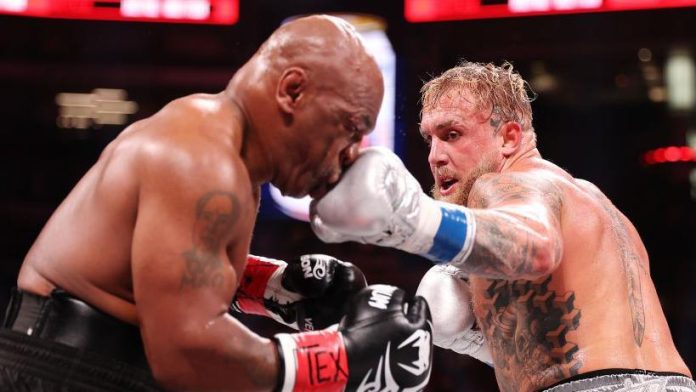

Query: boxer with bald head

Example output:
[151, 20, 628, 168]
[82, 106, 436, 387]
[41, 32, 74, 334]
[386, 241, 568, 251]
[311, 61, 694, 392]
[0, 15, 434, 392]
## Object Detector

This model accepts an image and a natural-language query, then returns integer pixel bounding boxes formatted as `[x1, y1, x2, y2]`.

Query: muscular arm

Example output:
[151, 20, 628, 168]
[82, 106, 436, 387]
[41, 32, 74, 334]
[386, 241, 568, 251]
[310, 148, 564, 281]
[462, 173, 564, 280]
[131, 143, 277, 391]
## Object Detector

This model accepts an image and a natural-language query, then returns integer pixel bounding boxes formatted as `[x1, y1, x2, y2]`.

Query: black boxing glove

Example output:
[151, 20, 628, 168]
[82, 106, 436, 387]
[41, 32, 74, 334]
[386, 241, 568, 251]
[230, 254, 367, 330]
[274, 284, 433, 392]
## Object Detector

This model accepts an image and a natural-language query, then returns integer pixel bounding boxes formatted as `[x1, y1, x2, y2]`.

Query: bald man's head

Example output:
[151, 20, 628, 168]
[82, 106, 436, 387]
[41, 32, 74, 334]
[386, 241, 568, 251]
[229, 15, 384, 198]
[255, 15, 383, 110]
[258, 15, 364, 71]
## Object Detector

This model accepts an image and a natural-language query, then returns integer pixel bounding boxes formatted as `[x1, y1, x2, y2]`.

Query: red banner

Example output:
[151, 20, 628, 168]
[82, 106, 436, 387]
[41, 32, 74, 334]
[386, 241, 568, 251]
[0, 0, 238, 24]
[405, 0, 696, 22]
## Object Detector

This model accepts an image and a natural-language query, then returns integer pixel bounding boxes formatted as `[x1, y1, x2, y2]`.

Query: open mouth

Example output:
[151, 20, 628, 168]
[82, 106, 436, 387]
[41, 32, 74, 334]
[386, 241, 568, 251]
[439, 178, 458, 195]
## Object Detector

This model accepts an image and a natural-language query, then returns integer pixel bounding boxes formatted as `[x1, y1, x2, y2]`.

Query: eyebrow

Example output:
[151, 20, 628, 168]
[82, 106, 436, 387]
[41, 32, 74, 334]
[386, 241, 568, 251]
[351, 113, 373, 134]
[436, 120, 457, 130]
[420, 119, 460, 135]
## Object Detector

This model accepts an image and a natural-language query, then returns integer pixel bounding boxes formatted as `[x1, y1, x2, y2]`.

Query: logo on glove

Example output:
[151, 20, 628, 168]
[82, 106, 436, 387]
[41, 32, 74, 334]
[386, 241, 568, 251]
[356, 329, 432, 392]
[300, 255, 328, 279]
[397, 329, 431, 377]
[368, 285, 397, 310]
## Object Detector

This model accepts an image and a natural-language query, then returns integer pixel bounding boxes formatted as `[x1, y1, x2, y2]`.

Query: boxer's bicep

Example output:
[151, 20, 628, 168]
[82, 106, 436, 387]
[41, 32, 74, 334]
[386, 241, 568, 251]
[132, 181, 239, 325]
[464, 174, 563, 280]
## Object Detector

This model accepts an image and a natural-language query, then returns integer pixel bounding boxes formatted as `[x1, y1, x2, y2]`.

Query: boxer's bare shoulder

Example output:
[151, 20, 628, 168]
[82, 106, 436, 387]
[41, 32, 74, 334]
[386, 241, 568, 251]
[128, 93, 257, 274]
[19, 92, 253, 324]
[465, 169, 564, 279]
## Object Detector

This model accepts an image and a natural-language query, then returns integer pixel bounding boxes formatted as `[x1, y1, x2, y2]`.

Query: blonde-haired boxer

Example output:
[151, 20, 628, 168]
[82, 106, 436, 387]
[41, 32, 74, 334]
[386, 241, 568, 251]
[0, 15, 434, 392]
[311, 61, 695, 392]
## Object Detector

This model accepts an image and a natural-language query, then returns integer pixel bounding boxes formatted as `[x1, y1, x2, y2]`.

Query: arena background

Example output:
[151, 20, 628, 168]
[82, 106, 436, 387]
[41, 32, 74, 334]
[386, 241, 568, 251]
[0, 1, 694, 390]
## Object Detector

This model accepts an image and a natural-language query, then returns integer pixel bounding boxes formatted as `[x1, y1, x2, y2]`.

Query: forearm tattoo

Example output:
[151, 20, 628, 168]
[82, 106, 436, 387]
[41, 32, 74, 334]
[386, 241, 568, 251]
[180, 191, 240, 290]
[465, 175, 563, 280]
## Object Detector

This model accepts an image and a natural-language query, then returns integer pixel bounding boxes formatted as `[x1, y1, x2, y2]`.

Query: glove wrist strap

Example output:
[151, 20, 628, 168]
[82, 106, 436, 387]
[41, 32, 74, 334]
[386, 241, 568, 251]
[274, 330, 348, 392]
[406, 194, 476, 266]
[232, 255, 285, 315]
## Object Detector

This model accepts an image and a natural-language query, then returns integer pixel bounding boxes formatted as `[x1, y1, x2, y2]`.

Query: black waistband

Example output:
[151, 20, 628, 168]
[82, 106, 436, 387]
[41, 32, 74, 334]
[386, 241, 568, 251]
[539, 368, 693, 391]
[2, 288, 150, 370]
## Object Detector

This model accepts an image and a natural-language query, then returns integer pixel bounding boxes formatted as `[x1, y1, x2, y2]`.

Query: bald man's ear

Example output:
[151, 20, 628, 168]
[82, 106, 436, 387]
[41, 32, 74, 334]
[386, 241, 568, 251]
[277, 67, 307, 114]
[499, 121, 522, 157]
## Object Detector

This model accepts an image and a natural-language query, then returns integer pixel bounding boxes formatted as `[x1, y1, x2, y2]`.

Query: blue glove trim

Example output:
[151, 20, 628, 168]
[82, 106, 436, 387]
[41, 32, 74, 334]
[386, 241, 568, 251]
[426, 206, 470, 263]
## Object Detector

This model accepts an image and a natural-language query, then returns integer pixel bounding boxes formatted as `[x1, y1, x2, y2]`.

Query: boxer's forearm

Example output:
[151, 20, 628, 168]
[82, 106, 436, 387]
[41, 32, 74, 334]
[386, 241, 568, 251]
[401, 195, 562, 280]
[310, 147, 563, 280]
[146, 313, 279, 392]
[460, 172, 564, 280]
[460, 209, 562, 280]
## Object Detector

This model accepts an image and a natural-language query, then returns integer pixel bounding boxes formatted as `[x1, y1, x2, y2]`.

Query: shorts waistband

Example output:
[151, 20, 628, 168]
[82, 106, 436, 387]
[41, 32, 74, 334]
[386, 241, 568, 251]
[2, 287, 150, 369]
[540, 368, 696, 392]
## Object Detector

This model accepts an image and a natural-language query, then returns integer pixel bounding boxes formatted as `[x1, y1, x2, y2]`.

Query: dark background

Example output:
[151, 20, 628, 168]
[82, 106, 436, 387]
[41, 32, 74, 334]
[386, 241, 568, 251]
[1, 1, 695, 390]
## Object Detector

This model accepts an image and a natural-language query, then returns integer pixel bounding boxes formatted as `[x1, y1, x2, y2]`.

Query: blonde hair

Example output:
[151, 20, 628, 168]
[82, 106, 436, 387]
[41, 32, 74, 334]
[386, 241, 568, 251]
[420, 61, 536, 132]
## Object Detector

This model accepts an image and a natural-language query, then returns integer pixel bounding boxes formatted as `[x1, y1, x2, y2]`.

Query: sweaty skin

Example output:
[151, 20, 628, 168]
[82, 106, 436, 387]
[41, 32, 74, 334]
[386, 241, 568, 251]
[420, 88, 691, 392]
[17, 15, 383, 392]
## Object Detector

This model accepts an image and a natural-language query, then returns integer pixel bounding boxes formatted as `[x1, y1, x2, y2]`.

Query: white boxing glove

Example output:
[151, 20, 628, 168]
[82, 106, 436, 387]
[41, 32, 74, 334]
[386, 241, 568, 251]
[416, 264, 493, 366]
[310, 147, 476, 266]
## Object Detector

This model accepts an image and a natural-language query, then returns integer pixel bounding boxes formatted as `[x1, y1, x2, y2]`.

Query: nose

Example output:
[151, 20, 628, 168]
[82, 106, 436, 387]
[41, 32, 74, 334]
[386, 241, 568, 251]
[428, 138, 448, 167]
[342, 142, 360, 168]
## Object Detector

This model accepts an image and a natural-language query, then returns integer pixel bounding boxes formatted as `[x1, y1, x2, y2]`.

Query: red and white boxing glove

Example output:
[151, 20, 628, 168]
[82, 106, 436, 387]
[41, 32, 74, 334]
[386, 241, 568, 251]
[230, 254, 366, 331]
[416, 264, 493, 366]
[274, 285, 433, 392]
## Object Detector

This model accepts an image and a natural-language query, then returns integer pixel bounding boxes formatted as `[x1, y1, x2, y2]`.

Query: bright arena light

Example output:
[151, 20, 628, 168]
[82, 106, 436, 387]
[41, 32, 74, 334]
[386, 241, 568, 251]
[643, 146, 696, 165]
[0, 0, 27, 12]
[665, 49, 696, 111]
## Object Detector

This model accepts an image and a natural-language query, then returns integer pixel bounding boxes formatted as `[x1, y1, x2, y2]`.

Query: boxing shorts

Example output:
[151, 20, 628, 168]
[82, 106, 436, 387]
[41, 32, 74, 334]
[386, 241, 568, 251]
[541, 369, 696, 392]
[0, 288, 162, 392]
